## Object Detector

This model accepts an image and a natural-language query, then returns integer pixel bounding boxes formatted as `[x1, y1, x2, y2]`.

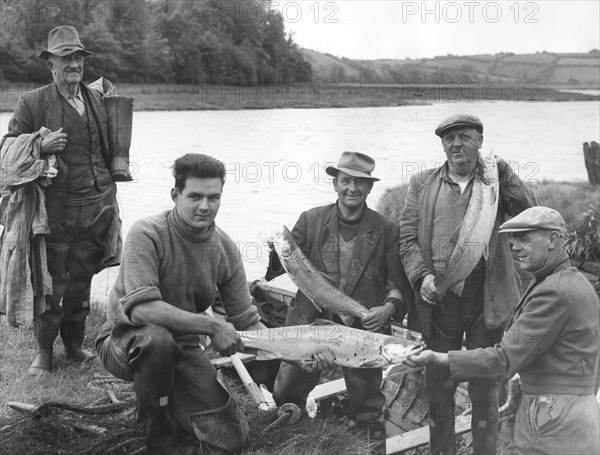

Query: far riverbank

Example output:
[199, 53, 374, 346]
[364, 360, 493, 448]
[1, 83, 598, 112]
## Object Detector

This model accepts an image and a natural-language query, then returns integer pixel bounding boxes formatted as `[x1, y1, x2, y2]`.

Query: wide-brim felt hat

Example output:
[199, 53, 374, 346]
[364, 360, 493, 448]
[325, 151, 380, 181]
[39, 26, 92, 59]
[435, 114, 483, 137]
[499, 206, 566, 234]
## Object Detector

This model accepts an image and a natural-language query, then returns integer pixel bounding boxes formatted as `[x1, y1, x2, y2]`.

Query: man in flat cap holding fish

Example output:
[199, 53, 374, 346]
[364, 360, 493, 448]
[406, 207, 600, 455]
[399, 114, 538, 454]
[268, 151, 413, 453]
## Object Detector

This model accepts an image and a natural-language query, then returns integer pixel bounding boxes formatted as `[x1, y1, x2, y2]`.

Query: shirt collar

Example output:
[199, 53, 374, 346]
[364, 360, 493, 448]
[441, 162, 475, 185]
[55, 82, 83, 102]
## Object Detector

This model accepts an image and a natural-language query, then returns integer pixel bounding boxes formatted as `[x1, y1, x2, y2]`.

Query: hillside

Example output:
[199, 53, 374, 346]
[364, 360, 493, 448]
[303, 49, 600, 87]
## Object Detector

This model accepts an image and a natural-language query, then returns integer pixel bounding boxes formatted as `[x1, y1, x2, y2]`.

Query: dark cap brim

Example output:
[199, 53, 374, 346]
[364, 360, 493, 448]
[326, 165, 380, 181]
[39, 48, 93, 59]
[435, 122, 484, 137]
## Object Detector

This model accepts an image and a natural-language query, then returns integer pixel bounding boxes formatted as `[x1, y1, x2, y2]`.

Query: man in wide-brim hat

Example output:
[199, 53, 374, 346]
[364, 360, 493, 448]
[268, 151, 414, 455]
[0, 25, 122, 377]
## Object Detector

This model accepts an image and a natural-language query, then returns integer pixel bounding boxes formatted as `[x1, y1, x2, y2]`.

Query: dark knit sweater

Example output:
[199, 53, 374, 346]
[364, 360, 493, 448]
[106, 208, 260, 339]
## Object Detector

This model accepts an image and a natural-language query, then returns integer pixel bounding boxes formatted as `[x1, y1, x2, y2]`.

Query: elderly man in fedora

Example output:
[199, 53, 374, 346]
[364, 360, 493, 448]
[268, 151, 413, 453]
[0, 25, 122, 376]
[405, 206, 600, 455]
[399, 114, 539, 454]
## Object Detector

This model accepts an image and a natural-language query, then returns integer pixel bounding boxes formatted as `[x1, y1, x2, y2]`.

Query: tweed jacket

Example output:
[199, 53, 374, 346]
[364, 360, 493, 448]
[1, 82, 112, 211]
[285, 203, 414, 327]
[399, 162, 538, 328]
[0, 82, 122, 325]
[449, 254, 600, 395]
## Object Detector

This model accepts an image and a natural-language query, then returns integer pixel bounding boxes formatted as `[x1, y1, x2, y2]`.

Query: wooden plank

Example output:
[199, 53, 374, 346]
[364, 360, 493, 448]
[386, 415, 471, 455]
[310, 378, 347, 401]
[209, 352, 257, 368]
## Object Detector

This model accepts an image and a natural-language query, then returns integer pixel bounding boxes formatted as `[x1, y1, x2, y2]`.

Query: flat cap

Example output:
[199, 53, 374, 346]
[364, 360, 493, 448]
[499, 206, 566, 234]
[435, 114, 483, 137]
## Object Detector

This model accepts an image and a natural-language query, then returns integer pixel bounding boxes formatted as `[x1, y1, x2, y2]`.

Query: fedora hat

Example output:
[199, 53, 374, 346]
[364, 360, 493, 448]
[325, 151, 380, 181]
[39, 26, 92, 59]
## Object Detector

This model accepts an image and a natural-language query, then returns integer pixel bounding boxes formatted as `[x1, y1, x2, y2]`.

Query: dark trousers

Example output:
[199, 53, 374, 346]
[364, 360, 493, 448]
[96, 323, 229, 422]
[274, 361, 386, 423]
[272, 294, 386, 423]
[41, 187, 118, 347]
[416, 267, 502, 455]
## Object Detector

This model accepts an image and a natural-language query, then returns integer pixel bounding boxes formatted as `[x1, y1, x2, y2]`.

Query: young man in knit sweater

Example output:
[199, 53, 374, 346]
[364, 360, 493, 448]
[96, 153, 265, 454]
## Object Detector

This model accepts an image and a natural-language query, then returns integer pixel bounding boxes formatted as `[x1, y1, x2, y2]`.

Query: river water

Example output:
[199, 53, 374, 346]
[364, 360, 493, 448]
[1, 100, 599, 299]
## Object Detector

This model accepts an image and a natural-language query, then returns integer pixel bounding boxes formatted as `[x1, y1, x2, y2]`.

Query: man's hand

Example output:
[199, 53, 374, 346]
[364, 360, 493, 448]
[41, 127, 67, 155]
[361, 302, 395, 332]
[495, 154, 509, 179]
[420, 274, 443, 305]
[499, 374, 521, 418]
[210, 321, 244, 356]
[294, 352, 335, 373]
[403, 349, 448, 368]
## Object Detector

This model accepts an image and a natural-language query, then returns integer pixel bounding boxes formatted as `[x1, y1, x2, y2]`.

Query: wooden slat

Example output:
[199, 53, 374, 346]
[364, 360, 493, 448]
[386, 415, 471, 454]
[209, 352, 257, 368]
[310, 378, 347, 401]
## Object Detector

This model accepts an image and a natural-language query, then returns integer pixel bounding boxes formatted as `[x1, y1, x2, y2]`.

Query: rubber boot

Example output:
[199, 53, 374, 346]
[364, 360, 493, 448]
[28, 313, 60, 376]
[61, 320, 97, 362]
[137, 393, 199, 455]
[190, 371, 249, 454]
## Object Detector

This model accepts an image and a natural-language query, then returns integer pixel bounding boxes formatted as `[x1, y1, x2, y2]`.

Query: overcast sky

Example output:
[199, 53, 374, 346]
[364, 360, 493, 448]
[274, 0, 600, 60]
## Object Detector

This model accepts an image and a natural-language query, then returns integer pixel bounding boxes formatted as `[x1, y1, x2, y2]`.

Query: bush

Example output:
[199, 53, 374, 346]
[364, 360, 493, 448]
[377, 184, 409, 223]
[531, 180, 599, 229]
[564, 206, 600, 261]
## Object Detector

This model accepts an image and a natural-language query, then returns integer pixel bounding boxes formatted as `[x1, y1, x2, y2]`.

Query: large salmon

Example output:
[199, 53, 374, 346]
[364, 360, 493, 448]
[434, 150, 499, 294]
[272, 226, 369, 318]
[239, 320, 423, 368]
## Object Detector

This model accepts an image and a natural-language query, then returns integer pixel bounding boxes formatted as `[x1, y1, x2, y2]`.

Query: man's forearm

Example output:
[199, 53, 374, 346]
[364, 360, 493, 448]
[130, 300, 221, 336]
[432, 352, 449, 367]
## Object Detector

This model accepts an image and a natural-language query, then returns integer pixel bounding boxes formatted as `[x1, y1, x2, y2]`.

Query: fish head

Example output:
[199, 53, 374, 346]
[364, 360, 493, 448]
[279, 226, 296, 258]
[271, 226, 294, 259]
[380, 343, 424, 365]
[477, 150, 499, 185]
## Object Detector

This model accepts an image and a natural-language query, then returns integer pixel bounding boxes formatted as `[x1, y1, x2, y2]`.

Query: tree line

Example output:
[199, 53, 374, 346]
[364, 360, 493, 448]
[0, 0, 312, 85]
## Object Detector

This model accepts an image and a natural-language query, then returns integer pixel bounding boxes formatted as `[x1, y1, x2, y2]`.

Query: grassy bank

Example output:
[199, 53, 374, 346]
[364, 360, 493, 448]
[0, 305, 375, 455]
[1, 82, 598, 112]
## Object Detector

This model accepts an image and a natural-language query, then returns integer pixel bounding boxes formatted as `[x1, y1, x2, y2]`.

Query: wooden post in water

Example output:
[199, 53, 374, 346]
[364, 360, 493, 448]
[583, 141, 600, 185]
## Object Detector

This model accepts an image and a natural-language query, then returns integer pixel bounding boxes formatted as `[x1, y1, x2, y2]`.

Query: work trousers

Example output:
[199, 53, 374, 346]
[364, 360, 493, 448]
[274, 361, 386, 423]
[273, 294, 386, 424]
[39, 187, 118, 347]
[416, 266, 502, 455]
[96, 322, 229, 424]
[513, 393, 600, 455]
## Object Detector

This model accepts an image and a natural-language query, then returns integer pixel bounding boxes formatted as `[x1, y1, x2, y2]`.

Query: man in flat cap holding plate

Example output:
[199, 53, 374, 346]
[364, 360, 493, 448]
[405, 206, 600, 455]
[399, 114, 539, 454]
